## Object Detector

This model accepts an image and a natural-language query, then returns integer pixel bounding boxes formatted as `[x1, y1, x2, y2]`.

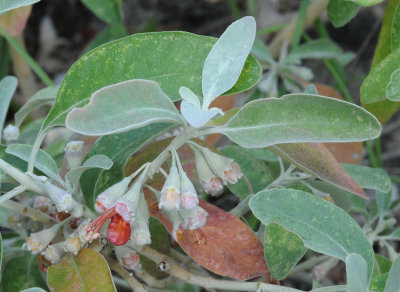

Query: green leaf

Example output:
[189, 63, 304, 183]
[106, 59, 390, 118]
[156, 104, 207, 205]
[341, 164, 391, 193]
[202, 16, 256, 109]
[327, 0, 360, 28]
[285, 39, 354, 66]
[346, 253, 370, 292]
[243, 148, 278, 162]
[42, 31, 261, 132]
[386, 68, 400, 101]
[17, 118, 43, 145]
[364, 0, 400, 125]
[65, 155, 113, 192]
[80, 0, 122, 24]
[391, 3, 400, 51]
[84, 23, 127, 53]
[212, 94, 381, 148]
[1, 252, 47, 292]
[353, 0, 384, 6]
[0, 76, 17, 141]
[374, 254, 392, 277]
[370, 273, 389, 292]
[0, 0, 39, 14]
[251, 38, 274, 64]
[264, 223, 307, 280]
[0, 233, 2, 273]
[376, 190, 392, 216]
[6, 143, 62, 184]
[14, 85, 58, 128]
[384, 255, 400, 292]
[66, 79, 181, 136]
[47, 248, 116, 291]
[249, 189, 374, 281]
[80, 123, 172, 209]
[219, 145, 273, 200]
[361, 47, 400, 104]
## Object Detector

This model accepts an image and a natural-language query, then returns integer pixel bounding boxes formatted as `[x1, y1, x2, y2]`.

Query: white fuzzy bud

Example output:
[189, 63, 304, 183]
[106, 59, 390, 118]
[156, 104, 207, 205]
[65, 141, 84, 170]
[45, 182, 75, 212]
[3, 124, 19, 142]
[64, 235, 82, 255]
[24, 221, 64, 254]
[115, 182, 141, 222]
[43, 242, 66, 264]
[131, 196, 151, 246]
[180, 170, 198, 210]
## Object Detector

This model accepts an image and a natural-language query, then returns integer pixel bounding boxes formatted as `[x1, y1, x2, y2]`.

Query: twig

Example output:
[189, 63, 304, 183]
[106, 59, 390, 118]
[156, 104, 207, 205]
[269, 0, 329, 58]
[107, 257, 147, 292]
[136, 268, 176, 288]
[1, 199, 55, 225]
[139, 246, 304, 292]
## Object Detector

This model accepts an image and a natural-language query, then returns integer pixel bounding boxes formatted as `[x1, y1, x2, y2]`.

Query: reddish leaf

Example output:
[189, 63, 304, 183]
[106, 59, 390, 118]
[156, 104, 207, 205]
[0, 6, 32, 36]
[150, 199, 269, 280]
[269, 143, 366, 198]
[324, 142, 363, 164]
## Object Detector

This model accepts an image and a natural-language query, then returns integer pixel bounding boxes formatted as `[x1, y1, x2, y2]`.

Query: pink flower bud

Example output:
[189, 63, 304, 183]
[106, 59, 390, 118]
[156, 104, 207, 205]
[115, 182, 142, 222]
[198, 145, 243, 184]
[95, 177, 132, 213]
[193, 148, 224, 196]
[180, 172, 198, 210]
[115, 246, 141, 270]
[160, 160, 181, 211]
[187, 207, 208, 230]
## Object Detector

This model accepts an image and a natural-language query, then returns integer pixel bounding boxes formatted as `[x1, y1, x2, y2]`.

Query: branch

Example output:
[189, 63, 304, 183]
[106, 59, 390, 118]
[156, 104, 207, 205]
[107, 257, 147, 292]
[1, 199, 55, 225]
[139, 246, 304, 292]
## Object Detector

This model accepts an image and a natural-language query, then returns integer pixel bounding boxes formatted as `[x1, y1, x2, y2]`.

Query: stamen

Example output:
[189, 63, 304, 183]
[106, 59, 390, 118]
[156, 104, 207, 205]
[86, 207, 117, 235]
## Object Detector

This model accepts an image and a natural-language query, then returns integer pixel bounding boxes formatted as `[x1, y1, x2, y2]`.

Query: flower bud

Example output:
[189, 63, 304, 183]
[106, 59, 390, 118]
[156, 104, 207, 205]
[159, 160, 181, 210]
[64, 235, 82, 255]
[24, 221, 64, 254]
[70, 201, 83, 218]
[115, 182, 141, 222]
[45, 182, 75, 212]
[95, 177, 132, 213]
[131, 196, 151, 246]
[3, 124, 19, 142]
[193, 148, 224, 196]
[186, 207, 208, 230]
[115, 246, 141, 270]
[198, 146, 242, 184]
[33, 196, 55, 214]
[180, 171, 198, 210]
[43, 242, 66, 264]
[64, 141, 84, 170]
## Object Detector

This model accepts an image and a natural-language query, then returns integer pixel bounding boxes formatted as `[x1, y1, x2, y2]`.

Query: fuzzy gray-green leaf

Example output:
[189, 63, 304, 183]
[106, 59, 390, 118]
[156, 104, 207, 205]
[384, 255, 400, 292]
[0, 76, 17, 142]
[346, 253, 370, 292]
[66, 79, 181, 136]
[202, 16, 256, 109]
[341, 164, 391, 193]
[249, 189, 374, 281]
[6, 143, 62, 184]
[211, 94, 381, 148]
